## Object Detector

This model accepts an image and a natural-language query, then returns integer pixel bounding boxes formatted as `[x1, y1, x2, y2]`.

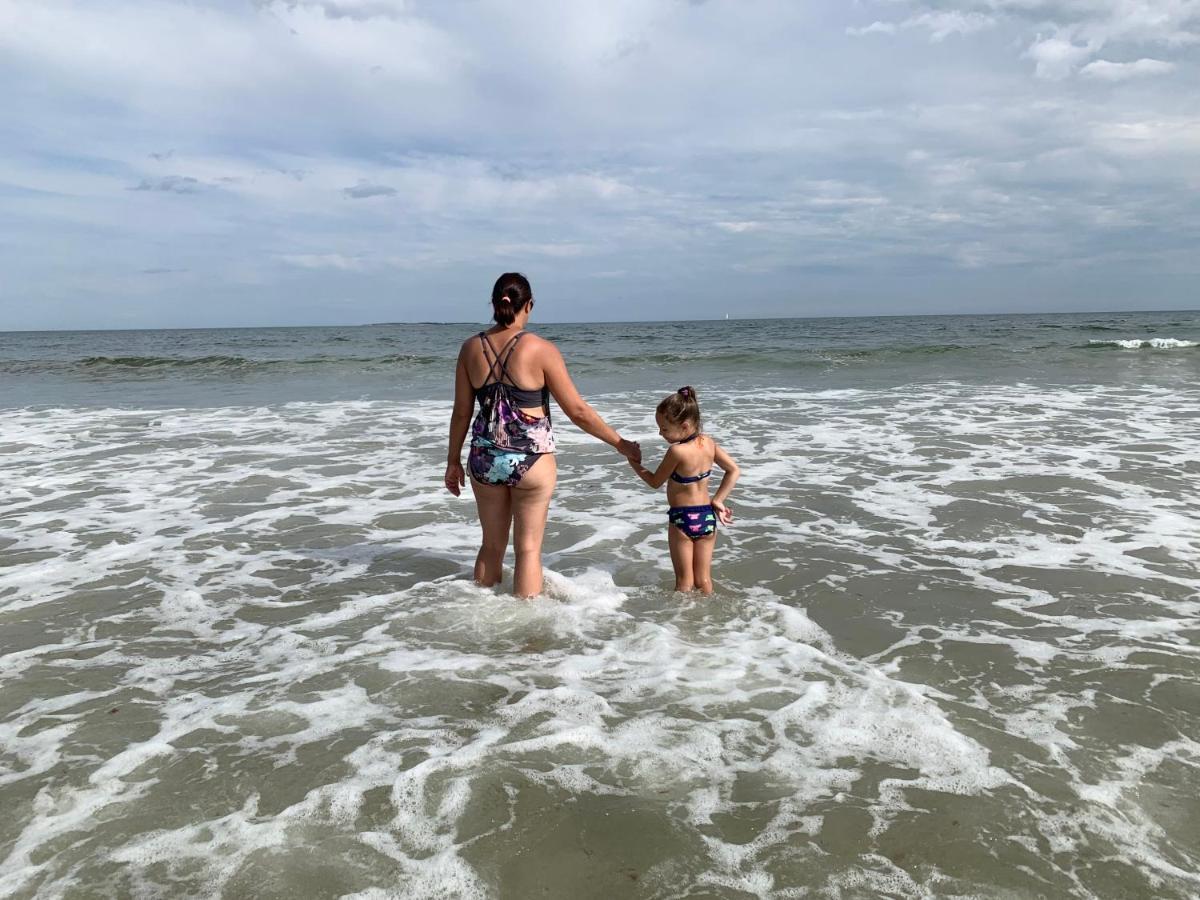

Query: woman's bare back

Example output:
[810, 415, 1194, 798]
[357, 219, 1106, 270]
[461, 329, 552, 417]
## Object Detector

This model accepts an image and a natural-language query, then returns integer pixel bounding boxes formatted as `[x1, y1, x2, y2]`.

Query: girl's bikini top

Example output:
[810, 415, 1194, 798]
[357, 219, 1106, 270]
[669, 430, 711, 484]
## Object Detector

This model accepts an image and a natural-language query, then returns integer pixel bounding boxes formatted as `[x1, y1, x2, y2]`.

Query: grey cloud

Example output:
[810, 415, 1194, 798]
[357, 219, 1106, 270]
[856, 0, 1200, 74]
[129, 175, 203, 193]
[850, 10, 994, 41]
[343, 181, 397, 198]
[259, 0, 407, 20]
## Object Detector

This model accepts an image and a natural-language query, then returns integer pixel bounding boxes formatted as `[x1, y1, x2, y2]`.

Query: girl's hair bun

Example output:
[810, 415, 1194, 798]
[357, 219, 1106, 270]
[657, 385, 701, 429]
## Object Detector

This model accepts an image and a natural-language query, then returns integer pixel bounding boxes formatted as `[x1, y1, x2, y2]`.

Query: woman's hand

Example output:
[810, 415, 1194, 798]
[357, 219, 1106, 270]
[617, 437, 641, 464]
[444, 460, 466, 496]
[712, 500, 734, 525]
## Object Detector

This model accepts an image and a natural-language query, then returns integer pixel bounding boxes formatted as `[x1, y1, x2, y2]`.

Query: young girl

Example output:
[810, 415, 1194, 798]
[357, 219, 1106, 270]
[628, 386, 740, 594]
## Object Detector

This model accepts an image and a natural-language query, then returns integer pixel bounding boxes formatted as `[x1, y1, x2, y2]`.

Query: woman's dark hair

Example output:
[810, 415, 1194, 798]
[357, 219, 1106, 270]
[491, 272, 533, 327]
[657, 386, 701, 431]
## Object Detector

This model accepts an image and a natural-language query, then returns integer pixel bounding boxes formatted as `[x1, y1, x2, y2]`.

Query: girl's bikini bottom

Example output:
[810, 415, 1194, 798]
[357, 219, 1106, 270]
[668, 504, 717, 540]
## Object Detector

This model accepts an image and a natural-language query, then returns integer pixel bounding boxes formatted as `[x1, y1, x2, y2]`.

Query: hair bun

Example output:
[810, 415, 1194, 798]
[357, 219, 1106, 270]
[679, 386, 693, 398]
[490, 272, 533, 326]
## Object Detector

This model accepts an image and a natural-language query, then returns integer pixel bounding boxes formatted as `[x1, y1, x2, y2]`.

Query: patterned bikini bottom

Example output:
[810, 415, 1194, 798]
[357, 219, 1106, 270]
[668, 504, 717, 540]
[468, 441, 549, 487]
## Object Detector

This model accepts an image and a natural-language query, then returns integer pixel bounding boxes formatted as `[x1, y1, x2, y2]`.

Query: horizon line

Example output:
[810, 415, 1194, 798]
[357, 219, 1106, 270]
[1, 306, 1198, 335]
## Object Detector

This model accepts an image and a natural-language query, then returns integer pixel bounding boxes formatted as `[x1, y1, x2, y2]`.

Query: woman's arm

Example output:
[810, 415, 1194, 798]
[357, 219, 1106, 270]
[628, 447, 681, 490]
[543, 342, 640, 461]
[444, 347, 475, 496]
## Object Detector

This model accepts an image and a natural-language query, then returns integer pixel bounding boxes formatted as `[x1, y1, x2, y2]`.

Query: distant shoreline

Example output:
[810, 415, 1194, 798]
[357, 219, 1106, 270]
[3, 307, 1199, 336]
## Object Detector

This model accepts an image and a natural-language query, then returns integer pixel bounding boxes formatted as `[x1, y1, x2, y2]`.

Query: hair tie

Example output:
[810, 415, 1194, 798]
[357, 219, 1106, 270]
[679, 387, 691, 398]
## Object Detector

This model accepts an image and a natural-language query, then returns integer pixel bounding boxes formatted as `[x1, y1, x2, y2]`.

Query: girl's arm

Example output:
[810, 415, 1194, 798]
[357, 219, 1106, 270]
[543, 342, 640, 461]
[444, 347, 475, 496]
[710, 443, 741, 521]
[628, 446, 682, 490]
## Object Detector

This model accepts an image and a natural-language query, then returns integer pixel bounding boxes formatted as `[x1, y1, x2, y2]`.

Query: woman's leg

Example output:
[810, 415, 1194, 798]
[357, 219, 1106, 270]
[511, 454, 557, 598]
[668, 525, 695, 592]
[691, 531, 717, 595]
[470, 478, 512, 586]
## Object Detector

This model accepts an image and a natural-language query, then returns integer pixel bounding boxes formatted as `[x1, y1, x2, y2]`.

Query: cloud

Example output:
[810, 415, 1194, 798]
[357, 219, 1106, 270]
[1026, 36, 1097, 79]
[129, 175, 203, 193]
[911, 11, 995, 40]
[847, 21, 898, 36]
[1092, 116, 1200, 156]
[261, 0, 411, 20]
[855, 0, 1200, 74]
[1080, 57, 1177, 81]
[342, 181, 397, 199]
[491, 242, 590, 258]
[849, 10, 994, 41]
[280, 253, 371, 270]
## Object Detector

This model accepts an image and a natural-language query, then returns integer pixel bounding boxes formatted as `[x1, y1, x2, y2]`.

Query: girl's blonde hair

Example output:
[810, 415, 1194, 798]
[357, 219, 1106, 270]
[657, 386, 700, 431]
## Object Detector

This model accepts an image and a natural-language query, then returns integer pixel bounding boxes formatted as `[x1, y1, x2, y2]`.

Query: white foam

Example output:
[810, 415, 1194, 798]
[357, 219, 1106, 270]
[1089, 337, 1198, 349]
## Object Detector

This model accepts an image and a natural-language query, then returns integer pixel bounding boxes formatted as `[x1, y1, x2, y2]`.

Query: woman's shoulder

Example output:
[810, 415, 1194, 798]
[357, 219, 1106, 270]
[459, 328, 496, 350]
[519, 331, 555, 350]
[517, 332, 562, 363]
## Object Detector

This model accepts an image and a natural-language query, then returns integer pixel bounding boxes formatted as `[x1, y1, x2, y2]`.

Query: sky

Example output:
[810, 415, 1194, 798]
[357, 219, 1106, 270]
[1, 0, 1198, 329]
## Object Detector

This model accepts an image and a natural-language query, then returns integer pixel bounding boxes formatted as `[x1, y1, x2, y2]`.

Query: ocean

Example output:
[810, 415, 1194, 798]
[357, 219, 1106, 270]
[1, 311, 1198, 898]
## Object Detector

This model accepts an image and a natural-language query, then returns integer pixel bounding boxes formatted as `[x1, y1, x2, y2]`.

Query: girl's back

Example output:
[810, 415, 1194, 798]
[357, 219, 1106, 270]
[666, 435, 716, 507]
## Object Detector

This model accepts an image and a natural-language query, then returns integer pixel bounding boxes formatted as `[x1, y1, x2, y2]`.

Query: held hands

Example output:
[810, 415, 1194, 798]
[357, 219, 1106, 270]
[712, 500, 734, 525]
[617, 437, 642, 465]
[444, 460, 465, 496]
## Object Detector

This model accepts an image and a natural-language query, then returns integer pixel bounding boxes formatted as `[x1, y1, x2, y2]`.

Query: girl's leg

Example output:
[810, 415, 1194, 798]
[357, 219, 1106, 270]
[691, 532, 717, 595]
[511, 454, 557, 598]
[668, 525, 695, 592]
[470, 479, 512, 586]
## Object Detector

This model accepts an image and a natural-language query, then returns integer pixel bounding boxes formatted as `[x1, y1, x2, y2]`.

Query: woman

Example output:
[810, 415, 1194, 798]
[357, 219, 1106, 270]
[444, 273, 640, 598]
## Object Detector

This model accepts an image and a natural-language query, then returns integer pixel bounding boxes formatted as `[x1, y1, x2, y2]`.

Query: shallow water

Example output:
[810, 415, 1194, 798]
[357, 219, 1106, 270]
[2, 313, 1200, 897]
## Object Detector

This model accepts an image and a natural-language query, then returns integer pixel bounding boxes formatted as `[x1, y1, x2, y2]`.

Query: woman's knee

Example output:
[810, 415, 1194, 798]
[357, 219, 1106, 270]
[513, 541, 542, 561]
[480, 536, 508, 557]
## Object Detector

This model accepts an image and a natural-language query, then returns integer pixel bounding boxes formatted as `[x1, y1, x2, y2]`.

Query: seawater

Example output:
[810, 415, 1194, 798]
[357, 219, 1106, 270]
[1, 312, 1199, 898]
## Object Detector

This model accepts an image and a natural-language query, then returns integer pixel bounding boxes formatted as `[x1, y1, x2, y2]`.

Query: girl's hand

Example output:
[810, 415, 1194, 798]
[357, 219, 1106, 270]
[713, 500, 734, 525]
[444, 461, 466, 496]
[617, 437, 642, 464]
